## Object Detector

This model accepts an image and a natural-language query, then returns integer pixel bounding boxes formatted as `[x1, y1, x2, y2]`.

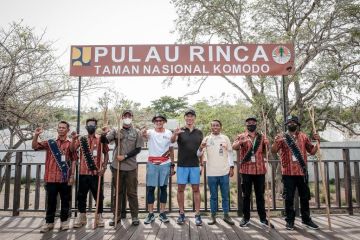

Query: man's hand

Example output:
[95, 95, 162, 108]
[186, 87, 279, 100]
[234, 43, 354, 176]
[71, 131, 79, 140]
[98, 169, 105, 176]
[34, 127, 43, 136]
[274, 134, 284, 144]
[170, 167, 176, 176]
[68, 175, 75, 186]
[116, 155, 125, 162]
[229, 168, 234, 177]
[313, 133, 320, 142]
[173, 127, 183, 136]
[141, 127, 148, 138]
[263, 137, 270, 146]
[102, 126, 110, 133]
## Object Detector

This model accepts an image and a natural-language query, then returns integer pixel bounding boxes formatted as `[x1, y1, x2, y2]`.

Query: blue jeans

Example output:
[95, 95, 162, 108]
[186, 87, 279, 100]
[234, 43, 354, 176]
[207, 175, 230, 214]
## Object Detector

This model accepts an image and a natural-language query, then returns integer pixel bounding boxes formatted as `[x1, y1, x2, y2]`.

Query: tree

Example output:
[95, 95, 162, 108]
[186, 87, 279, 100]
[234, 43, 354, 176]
[150, 96, 188, 118]
[170, 0, 360, 138]
[192, 99, 251, 140]
[0, 21, 97, 190]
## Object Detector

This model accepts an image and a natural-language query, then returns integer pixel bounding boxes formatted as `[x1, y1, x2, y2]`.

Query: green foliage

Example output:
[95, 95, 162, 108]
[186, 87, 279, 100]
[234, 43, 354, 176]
[150, 96, 188, 118]
[192, 100, 250, 140]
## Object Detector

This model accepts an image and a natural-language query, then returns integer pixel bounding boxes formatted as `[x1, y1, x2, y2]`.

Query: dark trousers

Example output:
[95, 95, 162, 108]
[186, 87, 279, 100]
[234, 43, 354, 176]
[112, 167, 138, 218]
[242, 174, 266, 221]
[77, 175, 104, 213]
[45, 182, 70, 223]
[282, 175, 311, 223]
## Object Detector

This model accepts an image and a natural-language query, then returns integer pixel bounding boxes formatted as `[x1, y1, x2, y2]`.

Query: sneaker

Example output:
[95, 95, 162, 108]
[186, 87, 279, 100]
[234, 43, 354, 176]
[159, 212, 169, 223]
[40, 223, 54, 233]
[195, 214, 202, 226]
[144, 213, 155, 224]
[239, 218, 250, 227]
[302, 220, 319, 230]
[177, 213, 185, 225]
[208, 214, 216, 225]
[60, 219, 70, 231]
[132, 217, 140, 226]
[97, 214, 104, 227]
[260, 219, 274, 229]
[223, 214, 234, 225]
[286, 221, 294, 230]
[73, 213, 87, 228]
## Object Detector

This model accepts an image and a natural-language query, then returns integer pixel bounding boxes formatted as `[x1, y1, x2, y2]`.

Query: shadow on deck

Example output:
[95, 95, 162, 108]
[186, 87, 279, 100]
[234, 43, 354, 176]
[0, 214, 360, 240]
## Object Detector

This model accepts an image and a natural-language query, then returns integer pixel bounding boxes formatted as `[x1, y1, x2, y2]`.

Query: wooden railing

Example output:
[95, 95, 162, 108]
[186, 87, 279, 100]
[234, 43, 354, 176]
[0, 146, 359, 216]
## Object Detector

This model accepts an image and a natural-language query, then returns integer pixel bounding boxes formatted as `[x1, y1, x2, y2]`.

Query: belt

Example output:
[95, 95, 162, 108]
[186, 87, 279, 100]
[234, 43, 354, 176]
[148, 156, 169, 165]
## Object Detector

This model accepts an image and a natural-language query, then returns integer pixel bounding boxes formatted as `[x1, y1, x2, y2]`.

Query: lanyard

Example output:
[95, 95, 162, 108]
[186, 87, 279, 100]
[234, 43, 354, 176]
[247, 134, 257, 153]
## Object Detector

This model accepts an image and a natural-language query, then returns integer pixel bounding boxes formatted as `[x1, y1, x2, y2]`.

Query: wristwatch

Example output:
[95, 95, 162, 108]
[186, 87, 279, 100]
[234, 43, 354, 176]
[124, 154, 128, 159]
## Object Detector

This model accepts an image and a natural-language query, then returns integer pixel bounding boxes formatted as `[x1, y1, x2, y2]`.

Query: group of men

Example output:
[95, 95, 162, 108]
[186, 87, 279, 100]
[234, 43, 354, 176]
[32, 108, 321, 233]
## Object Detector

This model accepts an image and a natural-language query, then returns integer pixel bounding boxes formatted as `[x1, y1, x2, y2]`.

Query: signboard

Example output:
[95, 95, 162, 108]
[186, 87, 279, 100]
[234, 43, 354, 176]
[70, 44, 294, 76]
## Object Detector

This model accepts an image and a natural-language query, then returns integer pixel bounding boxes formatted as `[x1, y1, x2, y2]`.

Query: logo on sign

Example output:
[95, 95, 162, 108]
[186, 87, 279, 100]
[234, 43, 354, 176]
[72, 47, 92, 66]
[272, 46, 291, 64]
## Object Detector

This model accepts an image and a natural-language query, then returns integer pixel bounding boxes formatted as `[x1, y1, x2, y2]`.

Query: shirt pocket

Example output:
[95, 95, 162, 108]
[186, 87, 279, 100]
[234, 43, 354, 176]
[127, 135, 137, 142]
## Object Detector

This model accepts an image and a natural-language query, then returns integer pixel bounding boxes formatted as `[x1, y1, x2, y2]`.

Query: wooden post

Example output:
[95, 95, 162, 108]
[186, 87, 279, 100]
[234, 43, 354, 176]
[13, 152, 23, 216]
[236, 151, 243, 217]
[24, 164, 31, 210]
[343, 148, 353, 215]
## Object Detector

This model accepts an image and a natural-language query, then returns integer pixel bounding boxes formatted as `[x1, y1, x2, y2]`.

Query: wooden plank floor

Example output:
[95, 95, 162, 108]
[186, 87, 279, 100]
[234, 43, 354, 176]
[0, 215, 359, 240]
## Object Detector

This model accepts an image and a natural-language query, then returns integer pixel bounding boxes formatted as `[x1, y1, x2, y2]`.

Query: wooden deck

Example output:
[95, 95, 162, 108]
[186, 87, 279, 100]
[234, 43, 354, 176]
[0, 214, 359, 240]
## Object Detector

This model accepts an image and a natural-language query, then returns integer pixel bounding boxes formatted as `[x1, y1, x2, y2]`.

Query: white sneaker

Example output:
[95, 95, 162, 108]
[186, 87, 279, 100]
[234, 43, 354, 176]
[97, 214, 104, 227]
[40, 223, 54, 233]
[60, 219, 70, 231]
[73, 213, 87, 228]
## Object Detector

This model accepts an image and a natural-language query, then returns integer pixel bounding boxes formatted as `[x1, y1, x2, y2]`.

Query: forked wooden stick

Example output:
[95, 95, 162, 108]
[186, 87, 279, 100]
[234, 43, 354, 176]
[308, 106, 332, 230]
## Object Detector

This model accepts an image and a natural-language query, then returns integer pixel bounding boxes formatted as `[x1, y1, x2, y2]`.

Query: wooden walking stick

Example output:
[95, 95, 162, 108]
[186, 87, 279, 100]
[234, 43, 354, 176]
[94, 108, 110, 228]
[114, 117, 122, 228]
[93, 142, 103, 229]
[261, 108, 272, 229]
[308, 106, 332, 230]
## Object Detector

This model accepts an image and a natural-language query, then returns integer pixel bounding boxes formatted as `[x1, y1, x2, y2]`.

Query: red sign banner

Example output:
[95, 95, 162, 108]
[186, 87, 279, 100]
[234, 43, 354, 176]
[70, 44, 295, 76]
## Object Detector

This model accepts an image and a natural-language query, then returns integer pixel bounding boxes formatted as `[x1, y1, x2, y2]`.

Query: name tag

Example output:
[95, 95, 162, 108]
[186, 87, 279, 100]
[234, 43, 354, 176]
[61, 155, 66, 162]
[93, 149, 97, 157]
[251, 154, 256, 163]
[292, 155, 297, 162]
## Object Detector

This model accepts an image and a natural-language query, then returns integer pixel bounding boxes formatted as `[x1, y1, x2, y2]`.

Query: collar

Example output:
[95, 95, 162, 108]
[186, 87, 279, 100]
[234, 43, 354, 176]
[245, 131, 257, 138]
[56, 136, 69, 142]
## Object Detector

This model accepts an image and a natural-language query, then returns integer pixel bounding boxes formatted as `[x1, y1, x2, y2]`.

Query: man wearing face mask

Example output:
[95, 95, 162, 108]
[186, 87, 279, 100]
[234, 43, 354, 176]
[101, 110, 143, 226]
[70, 118, 109, 228]
[271, 115, 320, 230]
[232, 117, 272, 228]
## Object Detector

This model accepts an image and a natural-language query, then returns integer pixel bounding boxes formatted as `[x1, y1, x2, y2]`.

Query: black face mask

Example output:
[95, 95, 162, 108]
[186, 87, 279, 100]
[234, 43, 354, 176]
[86, 125, 96, 135]
[247, 125, 257, 132]
[287, 124, 298, 132]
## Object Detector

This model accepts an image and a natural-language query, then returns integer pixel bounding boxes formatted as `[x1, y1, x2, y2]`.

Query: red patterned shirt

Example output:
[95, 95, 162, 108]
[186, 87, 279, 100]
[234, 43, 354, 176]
[34, 138, 76, 183]
[273, 131, 317, 176]
[74, 135, 109, 175]
[234, 131, 267, 175]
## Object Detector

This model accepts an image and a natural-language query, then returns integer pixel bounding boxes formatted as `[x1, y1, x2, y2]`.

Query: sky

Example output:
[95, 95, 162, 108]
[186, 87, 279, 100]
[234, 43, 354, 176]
[0, 0, 245, 110]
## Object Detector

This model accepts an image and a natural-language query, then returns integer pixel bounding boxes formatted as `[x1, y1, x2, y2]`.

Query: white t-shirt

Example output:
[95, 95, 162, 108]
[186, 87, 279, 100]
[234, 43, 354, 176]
[147, 129, 173, 165]
[202, 133, 234, 176]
